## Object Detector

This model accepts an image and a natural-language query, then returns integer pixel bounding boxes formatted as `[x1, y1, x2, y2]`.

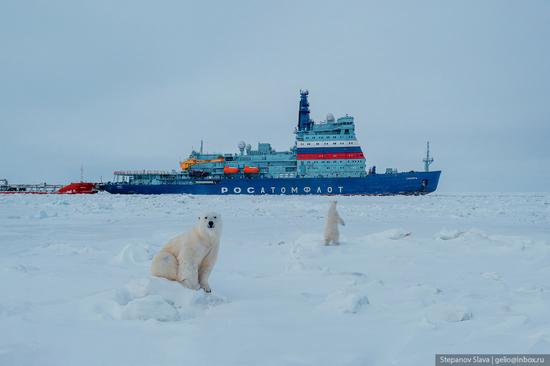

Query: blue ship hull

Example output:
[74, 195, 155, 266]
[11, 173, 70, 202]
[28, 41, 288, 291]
[100, 171, 441, 195]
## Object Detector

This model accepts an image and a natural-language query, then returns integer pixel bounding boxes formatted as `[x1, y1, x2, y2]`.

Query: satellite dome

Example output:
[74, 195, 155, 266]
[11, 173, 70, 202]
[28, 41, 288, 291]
[326, 113, 335, 123]
[246, 144, 252, 151]
[238, 141, 246, 150]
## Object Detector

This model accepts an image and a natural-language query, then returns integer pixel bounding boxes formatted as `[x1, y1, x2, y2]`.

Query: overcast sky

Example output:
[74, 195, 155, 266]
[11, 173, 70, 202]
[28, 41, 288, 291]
[1, 0, 549, 192]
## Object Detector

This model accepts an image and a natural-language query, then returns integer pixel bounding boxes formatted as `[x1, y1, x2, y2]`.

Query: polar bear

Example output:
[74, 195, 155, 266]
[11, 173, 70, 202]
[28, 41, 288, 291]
[324, 201, 345, 245]
[150, 212, 222, 292]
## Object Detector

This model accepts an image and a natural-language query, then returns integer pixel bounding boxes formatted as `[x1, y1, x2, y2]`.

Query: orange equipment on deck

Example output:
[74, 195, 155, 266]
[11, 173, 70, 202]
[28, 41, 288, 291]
[179, 157, 224, 171]
[243, 166, 260, 174]
[223, 166, 239, 174]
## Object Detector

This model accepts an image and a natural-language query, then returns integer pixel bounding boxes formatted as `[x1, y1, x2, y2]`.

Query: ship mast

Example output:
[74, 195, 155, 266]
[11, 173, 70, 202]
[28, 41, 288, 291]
[423, 141, 434, 172]
[298, 90, 313, 131]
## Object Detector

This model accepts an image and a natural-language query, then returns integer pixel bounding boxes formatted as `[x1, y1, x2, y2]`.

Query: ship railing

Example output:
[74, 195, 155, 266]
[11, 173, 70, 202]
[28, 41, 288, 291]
[113, 170, 174, 176]
[1, 183, 63, 192]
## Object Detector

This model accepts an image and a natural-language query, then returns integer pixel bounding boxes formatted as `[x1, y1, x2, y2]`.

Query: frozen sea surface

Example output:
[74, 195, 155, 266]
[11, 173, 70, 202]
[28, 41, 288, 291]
[1, 193, 549, 365]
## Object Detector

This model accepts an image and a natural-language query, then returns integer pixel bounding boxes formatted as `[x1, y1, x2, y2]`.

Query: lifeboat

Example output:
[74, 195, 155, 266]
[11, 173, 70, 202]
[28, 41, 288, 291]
[223, 166, 239, 174]
[243, 166, 260, 174]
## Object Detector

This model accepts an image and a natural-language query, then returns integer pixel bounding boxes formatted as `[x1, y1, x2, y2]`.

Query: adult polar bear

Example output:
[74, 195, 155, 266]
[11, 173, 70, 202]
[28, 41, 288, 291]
[324, 201, 345, 245]
[151, 212, 222, 293]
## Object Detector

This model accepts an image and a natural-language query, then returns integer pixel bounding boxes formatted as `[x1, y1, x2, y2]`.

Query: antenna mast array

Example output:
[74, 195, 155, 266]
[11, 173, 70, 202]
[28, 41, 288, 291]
[423, 141, 434, 172]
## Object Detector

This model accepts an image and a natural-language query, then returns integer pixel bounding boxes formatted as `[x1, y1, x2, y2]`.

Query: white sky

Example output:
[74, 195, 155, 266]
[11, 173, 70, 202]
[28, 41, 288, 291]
[1, 0, 549, 192]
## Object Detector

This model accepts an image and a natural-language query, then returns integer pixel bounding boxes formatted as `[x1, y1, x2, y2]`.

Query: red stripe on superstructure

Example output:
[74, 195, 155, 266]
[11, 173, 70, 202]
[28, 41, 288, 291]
[297, 152, 365, 160]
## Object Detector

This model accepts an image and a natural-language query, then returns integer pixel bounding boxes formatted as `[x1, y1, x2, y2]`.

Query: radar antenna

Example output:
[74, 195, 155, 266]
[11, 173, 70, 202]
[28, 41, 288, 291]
[423, 141, 434, 172]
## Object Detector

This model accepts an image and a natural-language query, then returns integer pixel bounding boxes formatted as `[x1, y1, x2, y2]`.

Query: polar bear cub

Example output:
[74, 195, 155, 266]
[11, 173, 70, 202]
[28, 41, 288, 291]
[324, 201, 345, 245]
[151, 212, 222, 292]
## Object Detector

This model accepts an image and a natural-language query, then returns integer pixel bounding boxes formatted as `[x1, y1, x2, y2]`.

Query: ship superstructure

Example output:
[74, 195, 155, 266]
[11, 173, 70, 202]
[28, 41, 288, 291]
[295, 90, 366, 178]
[101, 91, 441, 195]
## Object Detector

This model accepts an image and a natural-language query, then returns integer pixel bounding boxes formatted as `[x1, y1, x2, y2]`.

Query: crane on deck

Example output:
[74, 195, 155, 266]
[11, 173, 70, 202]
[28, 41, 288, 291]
[179, 157, 225, 171]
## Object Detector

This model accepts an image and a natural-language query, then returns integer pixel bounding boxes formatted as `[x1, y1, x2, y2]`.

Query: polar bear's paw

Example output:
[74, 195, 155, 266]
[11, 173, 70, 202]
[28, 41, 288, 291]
[191, 291, 228, 307]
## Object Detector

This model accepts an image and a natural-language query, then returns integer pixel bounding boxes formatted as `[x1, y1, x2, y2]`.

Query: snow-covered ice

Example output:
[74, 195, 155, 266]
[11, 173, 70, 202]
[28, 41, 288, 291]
[1, 193, 549, 365]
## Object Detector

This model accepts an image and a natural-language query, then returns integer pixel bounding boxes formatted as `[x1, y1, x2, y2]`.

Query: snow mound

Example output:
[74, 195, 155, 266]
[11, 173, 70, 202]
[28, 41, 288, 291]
[287, 234, 326, 271]
[113, 243, 153, 266]
[97, 202, 113, 210]
[370, 228, 412, 240]
[52, 200, 70, 206]
[122, 295, 180, 321]
[35, 210, 57, 219]
[404, 283, 443, 306]
[436, 229, 465, 240]
[40, 242, 98, 256]
[481, 271, 501, 281]
[426, 303, 472, 323]
[5, 264, 40, 273]
[320, 289, 369, 314]
[97, 277, 228, 322]
[436, 228, 495, 242]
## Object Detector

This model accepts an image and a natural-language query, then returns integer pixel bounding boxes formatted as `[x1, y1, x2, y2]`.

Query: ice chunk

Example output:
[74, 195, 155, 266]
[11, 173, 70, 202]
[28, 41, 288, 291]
[121, 295, 179, 322]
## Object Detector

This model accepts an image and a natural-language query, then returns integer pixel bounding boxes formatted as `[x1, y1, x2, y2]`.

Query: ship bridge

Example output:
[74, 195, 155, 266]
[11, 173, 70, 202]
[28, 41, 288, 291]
[294, 92, 366, 178]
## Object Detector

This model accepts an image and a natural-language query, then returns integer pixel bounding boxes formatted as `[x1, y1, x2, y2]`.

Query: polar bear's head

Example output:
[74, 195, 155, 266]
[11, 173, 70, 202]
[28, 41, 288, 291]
[196, 212, 222, 239]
